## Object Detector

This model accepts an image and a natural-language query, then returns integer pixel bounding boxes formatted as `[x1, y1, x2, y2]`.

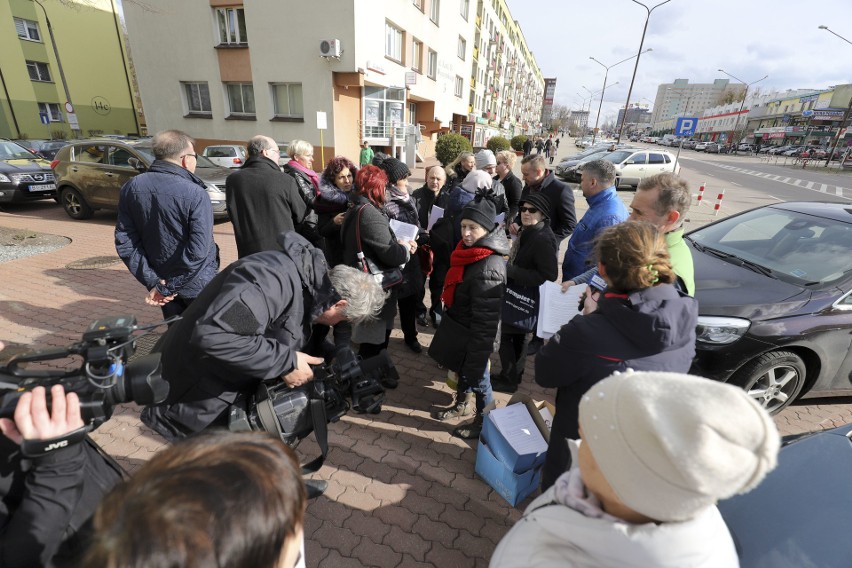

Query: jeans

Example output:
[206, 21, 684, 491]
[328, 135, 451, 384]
[459, 362, 493, 414]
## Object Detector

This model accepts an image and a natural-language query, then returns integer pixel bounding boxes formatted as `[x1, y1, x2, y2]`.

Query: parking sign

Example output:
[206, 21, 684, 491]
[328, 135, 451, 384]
[675, 117, 698, 137]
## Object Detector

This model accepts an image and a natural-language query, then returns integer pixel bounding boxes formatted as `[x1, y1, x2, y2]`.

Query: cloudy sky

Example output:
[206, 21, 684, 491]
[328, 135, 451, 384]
[504, 0, 851, 125]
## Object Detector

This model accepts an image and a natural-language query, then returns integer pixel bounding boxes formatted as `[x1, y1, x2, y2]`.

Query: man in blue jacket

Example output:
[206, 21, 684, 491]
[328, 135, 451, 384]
[561, 160, 628, 281]
[115, 130, 219, 318]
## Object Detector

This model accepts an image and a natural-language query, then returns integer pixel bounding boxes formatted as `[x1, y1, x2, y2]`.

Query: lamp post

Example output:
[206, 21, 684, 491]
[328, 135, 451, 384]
[616, 0, 672, 144]
[818, 25, 852, 166]
[31, 0, 78, 138]
[718, 69, 768, 154]
[584, 82, 619, 139]
[589, 49, 651, 145]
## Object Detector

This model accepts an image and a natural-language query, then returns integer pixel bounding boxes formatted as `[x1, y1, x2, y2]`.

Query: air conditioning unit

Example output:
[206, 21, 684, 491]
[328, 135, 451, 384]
[320, 39, 342, 58]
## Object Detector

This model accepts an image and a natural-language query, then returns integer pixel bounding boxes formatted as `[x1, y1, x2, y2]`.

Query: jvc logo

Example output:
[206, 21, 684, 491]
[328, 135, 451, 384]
[44, 440, 69, 452]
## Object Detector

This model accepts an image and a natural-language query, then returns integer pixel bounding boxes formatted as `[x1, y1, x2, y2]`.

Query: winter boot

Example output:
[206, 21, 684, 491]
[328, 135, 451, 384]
[452, 413, 484, 440]
[431, 391, 474, 421]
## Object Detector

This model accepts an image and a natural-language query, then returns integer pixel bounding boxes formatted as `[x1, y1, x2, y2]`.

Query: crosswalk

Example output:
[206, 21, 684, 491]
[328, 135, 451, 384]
[706, 163, 850, 200]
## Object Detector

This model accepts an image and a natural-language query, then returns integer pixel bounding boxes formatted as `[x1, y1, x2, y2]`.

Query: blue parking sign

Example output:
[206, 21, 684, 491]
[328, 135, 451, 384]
[675, 117, 698, 137]
[39, 112, 50, 125]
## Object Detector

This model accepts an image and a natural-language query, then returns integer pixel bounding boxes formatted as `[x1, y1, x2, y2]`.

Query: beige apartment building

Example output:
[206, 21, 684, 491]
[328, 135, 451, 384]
[122, 0, 544, 166]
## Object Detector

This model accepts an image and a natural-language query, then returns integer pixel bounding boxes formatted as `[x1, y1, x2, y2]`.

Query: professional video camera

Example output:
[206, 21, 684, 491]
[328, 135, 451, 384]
[228, 348, 394, 448]
[0, 315, 168, 433]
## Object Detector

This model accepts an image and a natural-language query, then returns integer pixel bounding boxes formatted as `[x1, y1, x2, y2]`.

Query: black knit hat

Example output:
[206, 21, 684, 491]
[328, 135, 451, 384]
[376, 155, 411, 184]
[461, 195, 497, 231]
[518, 192, 551, 219]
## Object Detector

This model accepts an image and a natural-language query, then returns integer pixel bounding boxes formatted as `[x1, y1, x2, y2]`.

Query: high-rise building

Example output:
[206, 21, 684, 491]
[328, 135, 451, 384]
[650, 79, 745, 132]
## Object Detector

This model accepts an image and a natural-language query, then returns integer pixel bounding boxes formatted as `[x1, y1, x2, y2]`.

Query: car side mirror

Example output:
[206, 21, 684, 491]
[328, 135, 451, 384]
[127, 157, 146, 171]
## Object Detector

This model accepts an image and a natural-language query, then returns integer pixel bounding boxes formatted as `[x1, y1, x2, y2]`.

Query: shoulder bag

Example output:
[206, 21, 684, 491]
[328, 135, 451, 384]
[355, 204, 404, 290]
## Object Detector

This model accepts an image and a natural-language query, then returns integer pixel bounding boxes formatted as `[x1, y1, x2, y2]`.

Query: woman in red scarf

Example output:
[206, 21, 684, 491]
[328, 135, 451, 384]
[428, 196, 508, 439]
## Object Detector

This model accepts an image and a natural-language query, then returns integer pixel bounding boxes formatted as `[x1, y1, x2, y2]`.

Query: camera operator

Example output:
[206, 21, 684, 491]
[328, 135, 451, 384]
[141, 231, 386, 442]
[0, 381, 123, 567]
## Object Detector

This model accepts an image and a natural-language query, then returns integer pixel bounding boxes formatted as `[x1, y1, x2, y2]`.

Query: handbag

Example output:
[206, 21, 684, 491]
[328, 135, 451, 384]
[355, 205, 403, 290]
[500, 282, 539, 333]
[428, 312, 470, 372]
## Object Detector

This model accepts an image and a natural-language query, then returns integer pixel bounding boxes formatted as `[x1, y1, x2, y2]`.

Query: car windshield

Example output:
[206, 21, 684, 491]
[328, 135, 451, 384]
[602, 150, 635, 164]
[0, 141, 41, 160]
[688, 207, 852, 286]
[133, 144, 219, 168]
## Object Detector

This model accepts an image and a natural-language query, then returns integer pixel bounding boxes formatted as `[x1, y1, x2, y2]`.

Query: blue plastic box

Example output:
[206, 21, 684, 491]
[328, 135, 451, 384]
[480, 406, 548, 474]
[475, 438, 541, 507]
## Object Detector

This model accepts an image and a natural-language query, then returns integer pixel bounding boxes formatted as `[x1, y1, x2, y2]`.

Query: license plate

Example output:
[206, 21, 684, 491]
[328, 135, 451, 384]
[29, 184, 56, 192]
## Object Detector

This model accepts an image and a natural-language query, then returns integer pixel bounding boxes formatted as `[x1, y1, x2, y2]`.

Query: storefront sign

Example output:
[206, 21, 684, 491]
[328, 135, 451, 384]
[814, 110, 845, 119]
[366, 61, 386, 75]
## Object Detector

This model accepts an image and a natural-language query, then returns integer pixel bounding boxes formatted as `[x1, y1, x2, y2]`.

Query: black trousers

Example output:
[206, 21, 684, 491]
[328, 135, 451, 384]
[498, 328, 531, 383]
[397, 293, 418, 343]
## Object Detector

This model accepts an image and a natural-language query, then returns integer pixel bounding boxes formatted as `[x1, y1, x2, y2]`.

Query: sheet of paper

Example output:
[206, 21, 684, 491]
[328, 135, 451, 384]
[389, 219, 419, 242]
[427, 205, 444, 230]
[495, 212, 505, 225]
[489, 404, 548, 455]
[536, 281, 584, 340]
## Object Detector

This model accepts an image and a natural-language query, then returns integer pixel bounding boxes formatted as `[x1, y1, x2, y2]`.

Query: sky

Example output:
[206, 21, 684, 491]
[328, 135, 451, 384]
[504, 0, 852, 126]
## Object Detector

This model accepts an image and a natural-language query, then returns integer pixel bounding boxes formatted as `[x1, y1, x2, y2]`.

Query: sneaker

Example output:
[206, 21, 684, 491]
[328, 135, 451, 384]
[491, 376, 519, 394]
[452, 414, 484, 440]
[431, 392, 474, 421]
[405, 339, 423, 353]
[416, 313, 429, 327]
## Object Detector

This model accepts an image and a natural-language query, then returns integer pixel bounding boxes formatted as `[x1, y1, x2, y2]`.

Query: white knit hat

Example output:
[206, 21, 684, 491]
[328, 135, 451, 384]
[579, 370, 780, 522]
[474, 149, 497, 169]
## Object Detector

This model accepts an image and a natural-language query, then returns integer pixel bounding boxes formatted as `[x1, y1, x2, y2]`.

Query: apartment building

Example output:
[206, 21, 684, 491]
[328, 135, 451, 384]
[650, 78, 745, 132]
[0, 0, 139, 140]
[122, 0, 543, 164]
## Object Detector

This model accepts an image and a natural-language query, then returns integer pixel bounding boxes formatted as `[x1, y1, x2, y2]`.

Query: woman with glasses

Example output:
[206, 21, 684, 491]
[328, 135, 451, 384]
[317, 156, 357, 267]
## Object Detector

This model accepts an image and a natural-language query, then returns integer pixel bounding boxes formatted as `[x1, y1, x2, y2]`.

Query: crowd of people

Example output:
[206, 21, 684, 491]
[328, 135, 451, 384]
[0, 129, 782, 567]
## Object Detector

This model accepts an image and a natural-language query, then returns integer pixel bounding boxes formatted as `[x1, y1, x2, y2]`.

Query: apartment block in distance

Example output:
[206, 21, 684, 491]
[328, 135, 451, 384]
[122, 0, 544, 165]
[0, 0, 140, 140]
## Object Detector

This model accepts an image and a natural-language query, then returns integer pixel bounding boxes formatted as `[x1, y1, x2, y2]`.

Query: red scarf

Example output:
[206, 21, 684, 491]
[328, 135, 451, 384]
[441, 242, 494, 308]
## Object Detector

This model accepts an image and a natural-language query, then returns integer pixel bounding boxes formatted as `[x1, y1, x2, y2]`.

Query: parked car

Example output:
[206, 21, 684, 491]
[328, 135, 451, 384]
[767, 145, 793, 155]
[780, 146, 803, 157]
[718, 423, 852, 567]
[682, 139, 698, 150]
[687, 201, 852, 415]
[51, 139, 230, 220]
[201, 144, 246, 168]
[694, 141, 710, 152]
[705, 142, 722, 154]
[599, 148, 679, 188]
[277, 143, 290, 167]
[736, 143, 755, 153]
[0, 139, 57, 203]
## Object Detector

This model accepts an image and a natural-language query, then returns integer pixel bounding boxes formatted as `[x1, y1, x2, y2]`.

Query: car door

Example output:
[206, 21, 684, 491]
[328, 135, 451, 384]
[99, 145, 140, 209]
[647, 152, 668, 176]
[69, 144, 110, 205]
[619, 151, 647, 186]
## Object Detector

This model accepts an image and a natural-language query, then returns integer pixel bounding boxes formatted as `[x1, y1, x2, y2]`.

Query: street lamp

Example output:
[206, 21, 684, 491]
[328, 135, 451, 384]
[589, 48, 651, 144]
[818, 25, 852, 166]
[718, 69, 768, 153]
[616, 0, 673, 144]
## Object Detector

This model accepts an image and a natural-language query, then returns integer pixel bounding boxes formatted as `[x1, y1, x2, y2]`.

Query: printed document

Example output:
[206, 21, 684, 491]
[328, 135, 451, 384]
[489, 404, 548, 455]
[427, 206, 444, 230]
[389, 219, 419, 242]
[536, 281, 585, 339]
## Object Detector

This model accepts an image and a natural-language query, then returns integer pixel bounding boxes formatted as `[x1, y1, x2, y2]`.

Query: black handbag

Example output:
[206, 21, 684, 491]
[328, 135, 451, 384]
[428, 313, 470, 372]
[355, 205, 403, 290]
[500, 282, 539, 333]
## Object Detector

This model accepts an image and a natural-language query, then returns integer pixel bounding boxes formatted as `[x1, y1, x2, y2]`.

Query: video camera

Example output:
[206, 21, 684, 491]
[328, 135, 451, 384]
[228, 348, 393, 447]
[0, 315, 168, 431]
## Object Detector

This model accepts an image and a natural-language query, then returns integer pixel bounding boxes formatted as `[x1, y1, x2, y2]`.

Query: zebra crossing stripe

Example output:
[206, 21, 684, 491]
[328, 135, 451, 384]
[820, 184, 828, 193]
[701, 161, 851, 201]
[805, 181, 814, 189]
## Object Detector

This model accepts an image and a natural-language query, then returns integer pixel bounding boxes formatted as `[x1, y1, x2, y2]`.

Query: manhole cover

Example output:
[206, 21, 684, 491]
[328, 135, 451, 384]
[130, 332, 162, 360]
[66, 256, 123, 270]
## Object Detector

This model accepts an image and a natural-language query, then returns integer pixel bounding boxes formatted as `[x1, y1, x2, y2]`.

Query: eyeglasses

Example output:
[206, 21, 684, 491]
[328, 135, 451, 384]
[266, 148, 280, 155]
[519, 206, 539, 214]
[181, 153, 197, 160]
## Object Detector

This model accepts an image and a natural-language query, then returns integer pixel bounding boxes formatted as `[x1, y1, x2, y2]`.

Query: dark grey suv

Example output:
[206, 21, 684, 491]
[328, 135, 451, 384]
[0, 139, 57, 203]
[51, 140, 230, 220]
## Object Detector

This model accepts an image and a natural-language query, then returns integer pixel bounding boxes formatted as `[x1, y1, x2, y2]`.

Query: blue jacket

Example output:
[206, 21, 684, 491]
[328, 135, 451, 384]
[561, 186, 628, 281]
[115, 160, 219, 298]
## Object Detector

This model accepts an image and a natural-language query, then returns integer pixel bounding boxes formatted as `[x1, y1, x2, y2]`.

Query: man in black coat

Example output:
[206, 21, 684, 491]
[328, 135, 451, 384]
[226, 135, 307, 258]
[412, 166, 450, 326]
[513, 154, 577, 245]
[522, 137, 533, 157]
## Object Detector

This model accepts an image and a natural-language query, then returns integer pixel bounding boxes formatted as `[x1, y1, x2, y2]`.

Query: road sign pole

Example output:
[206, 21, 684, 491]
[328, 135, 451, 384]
[674, 137, 684, 172]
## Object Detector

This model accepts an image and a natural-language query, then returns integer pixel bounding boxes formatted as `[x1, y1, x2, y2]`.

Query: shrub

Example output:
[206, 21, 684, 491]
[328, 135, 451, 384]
[435, 133, 473, 166]
[486, 136, 511, 153]
[510, 135, 528, 152]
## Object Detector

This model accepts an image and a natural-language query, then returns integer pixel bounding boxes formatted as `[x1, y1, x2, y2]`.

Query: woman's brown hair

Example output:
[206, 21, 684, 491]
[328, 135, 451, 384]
[594, 221, 674, 293]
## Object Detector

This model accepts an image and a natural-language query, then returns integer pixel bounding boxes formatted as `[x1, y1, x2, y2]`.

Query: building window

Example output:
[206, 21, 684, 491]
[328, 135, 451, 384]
[226, 83, 255, 116]
[182, 82, 212, 114]
[271, 83, 304, 118]
[454, 75, 463, 97]
[38, 102, 62, 122]
[427, 49, 437, 80]
[430, 0, 440, 23]
[412, 0, 423, 11]
[216, 7, 248, 45]
[385, 22, 403, 63]
[14, 17, 40, 41]
[460, 0, 469, 20]
[457, 36, 466, 60]
[411, 39, 423, 73]
[26, 61, 51, 82]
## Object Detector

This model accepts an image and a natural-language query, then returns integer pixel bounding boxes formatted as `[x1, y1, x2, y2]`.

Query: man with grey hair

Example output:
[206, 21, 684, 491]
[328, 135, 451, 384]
[116, 129, 219, 318]
[560, 159, 629, 281]
[226, 135, 307, 258]
[412, 165, 450, 326]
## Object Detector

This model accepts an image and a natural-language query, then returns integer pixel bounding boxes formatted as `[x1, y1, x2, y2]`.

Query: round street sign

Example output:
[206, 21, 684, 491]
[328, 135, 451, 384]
[802, 110, 814, 117]
[64, 101, 74, 113]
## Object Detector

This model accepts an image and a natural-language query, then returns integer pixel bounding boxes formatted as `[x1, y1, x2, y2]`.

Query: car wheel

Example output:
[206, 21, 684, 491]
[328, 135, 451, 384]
[731, 350, 806, 414]
[61, 187, 94, 220]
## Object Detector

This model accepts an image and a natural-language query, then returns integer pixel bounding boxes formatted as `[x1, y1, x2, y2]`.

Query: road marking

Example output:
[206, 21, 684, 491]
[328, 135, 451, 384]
[767, 195, 784, 201]
[702, 162, 851, 201]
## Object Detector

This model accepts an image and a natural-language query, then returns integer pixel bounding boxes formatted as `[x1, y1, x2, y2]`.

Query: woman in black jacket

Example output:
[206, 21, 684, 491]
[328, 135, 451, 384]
[492, 192, 557, 394]
[535, 221, 698, 489]
[316, 156, 357, 267]
[282, 139, 323, 248]
[494, 150, 523, 227]
[342, 166, 416, 385]
[428, 197, 509, 439]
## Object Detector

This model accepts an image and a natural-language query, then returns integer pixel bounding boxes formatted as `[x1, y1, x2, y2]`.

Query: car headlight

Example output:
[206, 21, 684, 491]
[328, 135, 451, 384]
[0, 173, 12, 183]
[695, 316, 750, 345]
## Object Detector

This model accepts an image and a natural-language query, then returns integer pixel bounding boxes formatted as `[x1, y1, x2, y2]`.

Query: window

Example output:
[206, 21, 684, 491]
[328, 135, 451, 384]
[648, 153, 665, 164]
[182, 82, 212, 114]
[460, 0, 469, 19]
[454, 75, 463, 97]
[412, 0, 423, 11]
[430, 0, 440, 23]
[457, 36, 466, 60]
[216, 7, 248, 45]
[37, 102, 62, 122]
[14, 17, 40, 41]
[107, 146, 134, 168]
[226, 83, 255, 116]
[271, 83, 304, 118]
[411, 39, 423, 73]
[26, 61, 50, 82]
[427, 49, 437, 80]
[385, 22, 403, 62]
